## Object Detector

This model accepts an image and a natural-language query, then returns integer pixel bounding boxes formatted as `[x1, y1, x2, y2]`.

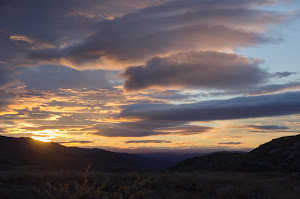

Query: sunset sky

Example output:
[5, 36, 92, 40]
[1, 0, 300, 153]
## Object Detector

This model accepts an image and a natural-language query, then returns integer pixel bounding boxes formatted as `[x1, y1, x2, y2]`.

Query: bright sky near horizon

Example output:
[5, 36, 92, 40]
[0, 0, 300, 153]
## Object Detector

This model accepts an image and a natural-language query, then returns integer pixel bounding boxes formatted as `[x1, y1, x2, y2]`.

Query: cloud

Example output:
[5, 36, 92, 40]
[245, 125, 290, 130]
[120, 91, 300, 122]
[21, 125, 85, 131]
[58, 140, 94, 144]
[27, 0, 287, 68]
[156, 125, 213, 135]
[89, 122, 212, 137]
[218, 142, 243, 145]
[140, 90, 200, 101]
[9, 34, 55, 50]
[0, 65, 15, 87]
[231, 82, 300, 96]
[136, 82, 300, 102]
[125, 140, 171, 144]
[0, 0, 166, 43]
[16, 108, 54, 120]
[0, 0, 168, 68]
[0, 90, 15, 111]
[200, 82, 300, 98]
[122, 51, 270, 91]
[90, 123, 164, 137]
[18, 65, 120, 89]
[275, 72, 297, 78]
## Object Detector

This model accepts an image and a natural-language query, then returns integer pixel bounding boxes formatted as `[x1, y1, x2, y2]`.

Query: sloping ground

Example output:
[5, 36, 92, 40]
[238, 134, 300, 172]
[168, 134, 300, 173]
[0, 136, 171, 171]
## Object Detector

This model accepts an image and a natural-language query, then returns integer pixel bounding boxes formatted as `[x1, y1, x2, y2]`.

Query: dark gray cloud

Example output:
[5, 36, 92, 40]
[275, 72, 297, 78]
[0, 0, 165, 43]
[18, 65, 120, 89]
[245, 125, 290, 130]
[89, 122, 212, 137]
[0, 65, 15, 87]
[90, 123, 163, 137]
[28, 0, 287, 67]
[125, 140, 171, 144]
[123, 51, 270, 91]
[218, 142, 243, 145]
[120, 91, 300, 122]
[0, 0, 168, 68]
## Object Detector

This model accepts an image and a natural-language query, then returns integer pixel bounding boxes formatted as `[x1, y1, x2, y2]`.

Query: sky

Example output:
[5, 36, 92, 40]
[0, 0, 300, 153]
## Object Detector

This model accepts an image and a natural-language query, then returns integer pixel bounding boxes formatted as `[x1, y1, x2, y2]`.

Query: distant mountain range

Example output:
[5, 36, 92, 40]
[0, 136, 172, 171]
[168, 134, 300, 173]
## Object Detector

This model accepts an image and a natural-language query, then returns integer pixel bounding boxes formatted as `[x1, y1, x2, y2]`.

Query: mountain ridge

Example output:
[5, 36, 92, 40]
[0, 136, 172, 171]
[168, 134, 300, 173]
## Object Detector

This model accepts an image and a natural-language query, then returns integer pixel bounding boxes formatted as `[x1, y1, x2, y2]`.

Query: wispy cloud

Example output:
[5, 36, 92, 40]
[245, 125, 290, 130]
[218, 142, 243, 145]
[125, 140, 171, 144]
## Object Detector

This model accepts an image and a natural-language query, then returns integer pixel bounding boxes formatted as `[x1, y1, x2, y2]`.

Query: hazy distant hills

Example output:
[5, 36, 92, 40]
[168, 134, 300, 173]
[0, 136, 172, 171]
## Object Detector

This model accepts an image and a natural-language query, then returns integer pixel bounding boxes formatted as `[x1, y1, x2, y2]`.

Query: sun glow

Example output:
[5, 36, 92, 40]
[30, 130, 57, 142]
[31, 136, 53, 142]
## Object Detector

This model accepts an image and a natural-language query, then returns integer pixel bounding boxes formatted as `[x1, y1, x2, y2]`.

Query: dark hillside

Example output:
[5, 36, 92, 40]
[0, 136, 171, 171]
[168, 134, 300, 173]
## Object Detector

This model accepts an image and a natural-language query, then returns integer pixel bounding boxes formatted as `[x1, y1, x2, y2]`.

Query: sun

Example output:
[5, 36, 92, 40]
[31, 136, 53, 142]
[30, 130, 57, 142]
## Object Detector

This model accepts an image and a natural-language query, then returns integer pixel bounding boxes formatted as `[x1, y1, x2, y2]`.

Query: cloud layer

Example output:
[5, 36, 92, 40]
[89, 122, 212, 137]
[123, 51, 269, 91]
[27, 0, 287, 68]
[120, 91, 300, 122]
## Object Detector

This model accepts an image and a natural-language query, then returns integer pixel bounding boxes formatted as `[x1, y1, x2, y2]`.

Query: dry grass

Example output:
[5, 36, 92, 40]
[0, 170, 299, 199]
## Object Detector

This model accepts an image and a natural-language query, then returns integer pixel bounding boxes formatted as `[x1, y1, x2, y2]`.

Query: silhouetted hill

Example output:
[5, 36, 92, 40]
[0, 136, 172, 171]
[240, 134, 300, 172]
[168, 134, 300, 173]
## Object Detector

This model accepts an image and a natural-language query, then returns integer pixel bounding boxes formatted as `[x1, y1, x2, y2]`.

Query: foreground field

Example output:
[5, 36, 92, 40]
[0, 170, 299, 199]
